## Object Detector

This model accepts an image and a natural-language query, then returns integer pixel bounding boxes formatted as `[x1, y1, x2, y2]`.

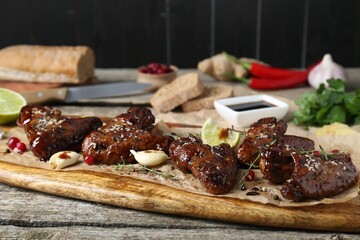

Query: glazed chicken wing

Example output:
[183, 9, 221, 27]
[82, 106, 173, 165]
[259, 135, 315, 184]
[17, 105, 102, 161]
[237, 117, 287, 166]
[281, 152, 358, 201]
[169, 136, 238, 195]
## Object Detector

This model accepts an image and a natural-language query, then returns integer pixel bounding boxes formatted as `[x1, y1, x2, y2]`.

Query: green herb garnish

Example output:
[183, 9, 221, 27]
[293, 79, 360, 126]
[115, 162, 177, 180]
[319, 145, 329, 161]
[139, 165, 178, 180]
[239, 152, 260, 186]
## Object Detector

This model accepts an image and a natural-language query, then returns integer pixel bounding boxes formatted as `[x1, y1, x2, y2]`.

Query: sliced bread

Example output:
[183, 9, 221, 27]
[181, 85, 233, 112]
[150, 72, 204, 112]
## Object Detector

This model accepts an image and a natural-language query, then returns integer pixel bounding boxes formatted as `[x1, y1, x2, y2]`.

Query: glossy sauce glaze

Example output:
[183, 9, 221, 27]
[81, 106, 173, 165]
[58, 151, 71, 159]
[169, 135, 238, 195]
[17, 105, 102, 161]
[227, 101, 275, 112]
[281, 152, 358, 201]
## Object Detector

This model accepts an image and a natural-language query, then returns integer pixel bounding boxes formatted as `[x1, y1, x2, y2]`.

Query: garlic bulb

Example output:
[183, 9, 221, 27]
[308, 54, 347, 89]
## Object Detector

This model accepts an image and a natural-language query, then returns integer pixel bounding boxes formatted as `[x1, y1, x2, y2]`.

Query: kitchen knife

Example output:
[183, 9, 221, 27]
[21, 82, 152, 104]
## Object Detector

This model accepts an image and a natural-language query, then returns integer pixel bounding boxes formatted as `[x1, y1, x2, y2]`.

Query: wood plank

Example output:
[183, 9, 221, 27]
[89, 0, 167, 68]
[73, 0, 92, 47]
[214, 0, 258, 58]
[0, 160, 359, 232]
[306, 0, 360, 67]
[0, 225, 356, 240]
[0, 183, 234, 228]
[260, 0, 305, 67]
[31, 0, 79, 45]
[117, 0, 167, 67]
[0, 0, 33, 47]
[168, 0, 211, 67]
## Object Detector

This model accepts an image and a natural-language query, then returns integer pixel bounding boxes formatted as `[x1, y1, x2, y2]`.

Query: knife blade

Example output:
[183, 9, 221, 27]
[21, 82, 152, 104]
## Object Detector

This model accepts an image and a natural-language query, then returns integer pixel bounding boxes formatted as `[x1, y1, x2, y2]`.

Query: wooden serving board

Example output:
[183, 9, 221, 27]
[0, 159, 360, 233]
[1, 123, 360, 233]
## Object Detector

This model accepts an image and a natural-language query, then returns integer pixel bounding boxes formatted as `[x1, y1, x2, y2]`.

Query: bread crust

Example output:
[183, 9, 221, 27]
[0, 45, 95, 83]
[181, 85, 233, 112]
[150, 72, 204, 112]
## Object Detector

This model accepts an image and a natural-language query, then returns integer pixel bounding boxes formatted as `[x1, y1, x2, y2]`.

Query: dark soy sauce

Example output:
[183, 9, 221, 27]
[227, 101, 275, 112]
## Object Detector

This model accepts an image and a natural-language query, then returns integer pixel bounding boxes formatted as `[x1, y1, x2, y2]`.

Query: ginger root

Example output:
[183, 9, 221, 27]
[198, 53, 267, 81]
[197, 53, 246, 81]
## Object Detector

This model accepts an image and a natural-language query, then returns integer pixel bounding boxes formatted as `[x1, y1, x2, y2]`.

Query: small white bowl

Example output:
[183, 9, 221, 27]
[214, 94, 289, 128]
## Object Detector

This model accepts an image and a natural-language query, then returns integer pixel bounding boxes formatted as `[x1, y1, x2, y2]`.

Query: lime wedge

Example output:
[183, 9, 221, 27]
[0, 88, 27, 124]
[201, 118, 241, 148]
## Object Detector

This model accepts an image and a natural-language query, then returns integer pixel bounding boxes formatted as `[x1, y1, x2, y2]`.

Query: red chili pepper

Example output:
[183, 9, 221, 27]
[234, 71, 309, 90]
[225, 51, 321, 90]
[242, 62, 305, 79]
[224, 52, 307, 79]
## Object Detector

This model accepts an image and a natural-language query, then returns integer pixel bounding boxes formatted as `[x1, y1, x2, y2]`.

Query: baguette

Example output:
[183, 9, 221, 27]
[0, 45, 95, 84]
[150, 72, 204, 112]
[181, 85, 233, 112]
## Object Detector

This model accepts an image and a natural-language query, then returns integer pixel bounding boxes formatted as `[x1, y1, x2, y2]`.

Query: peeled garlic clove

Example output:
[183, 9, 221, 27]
[308, 53, 347, 89]
[0, 129, 5, 140]
[49, 151, 83, 169]
[130, 149, 168, 166]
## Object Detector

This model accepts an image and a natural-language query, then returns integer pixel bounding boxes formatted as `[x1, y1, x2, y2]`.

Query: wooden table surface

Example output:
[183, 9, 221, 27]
[1, 69, 360, 240]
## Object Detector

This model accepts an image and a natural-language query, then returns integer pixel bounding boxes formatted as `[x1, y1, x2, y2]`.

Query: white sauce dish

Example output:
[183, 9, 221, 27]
[214, 94, 289, 128]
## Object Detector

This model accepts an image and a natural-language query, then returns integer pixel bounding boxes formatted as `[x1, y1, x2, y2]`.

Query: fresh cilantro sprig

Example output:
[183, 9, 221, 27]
[293, 79, 360, 126]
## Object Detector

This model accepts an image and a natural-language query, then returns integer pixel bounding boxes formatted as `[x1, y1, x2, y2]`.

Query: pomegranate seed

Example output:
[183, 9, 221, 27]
[139, 62, 173, 75]
[7, 137, 20, 150]
[151, 62, 158, 66]
[138, 66, 147, 73]
[164, 68, 172, 73]
[331, 149, 339, 154]
[313, 150, 320, 156]
[245, 170, 255, 181]
[84, 155, 95, 165]
[156, 68, 165, 74]
[15, 142, 27, 152]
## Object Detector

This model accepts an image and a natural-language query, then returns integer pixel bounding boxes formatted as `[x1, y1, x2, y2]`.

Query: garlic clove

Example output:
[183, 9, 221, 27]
[0, 129, 5, 140]
[49, 151, 83, 169]
[130, 149, 168, 166]
[308, 54, 347, 89]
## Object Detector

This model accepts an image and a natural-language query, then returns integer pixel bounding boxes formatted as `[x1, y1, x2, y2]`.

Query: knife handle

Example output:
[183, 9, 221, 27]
[21, 87, 68, 104]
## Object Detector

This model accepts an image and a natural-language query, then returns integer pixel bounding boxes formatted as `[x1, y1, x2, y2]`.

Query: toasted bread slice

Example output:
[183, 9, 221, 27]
[150, 72, 204, 112]
[181, 85, 233, 112]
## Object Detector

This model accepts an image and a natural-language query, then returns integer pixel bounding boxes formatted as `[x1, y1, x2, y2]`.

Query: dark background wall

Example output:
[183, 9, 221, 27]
[0, 0, 359, 68]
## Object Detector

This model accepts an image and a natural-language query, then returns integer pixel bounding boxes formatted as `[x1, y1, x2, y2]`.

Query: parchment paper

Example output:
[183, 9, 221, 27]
[0, 108, 359, 207]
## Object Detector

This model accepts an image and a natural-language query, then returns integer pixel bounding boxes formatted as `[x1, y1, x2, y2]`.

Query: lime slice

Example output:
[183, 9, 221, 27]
[201, 118, 241, 148]
[0, 88, 27, 124]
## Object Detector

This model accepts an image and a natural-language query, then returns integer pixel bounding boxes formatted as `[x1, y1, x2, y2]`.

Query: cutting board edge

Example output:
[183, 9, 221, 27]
[0, 160, 359, 233]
